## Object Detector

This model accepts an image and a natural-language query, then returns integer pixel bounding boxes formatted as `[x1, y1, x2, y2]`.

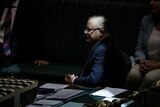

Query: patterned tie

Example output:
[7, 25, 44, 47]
[2, 5, 12, 56]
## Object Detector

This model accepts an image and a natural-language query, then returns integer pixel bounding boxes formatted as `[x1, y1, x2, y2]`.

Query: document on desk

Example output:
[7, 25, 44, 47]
[90, 87, 127, 97]
[36, 83, 69, 101]
[39, 83, 69, 90]
[26, 99, 63, 107]
[60, 102, 84, 107]
[46, 89, 87, 101]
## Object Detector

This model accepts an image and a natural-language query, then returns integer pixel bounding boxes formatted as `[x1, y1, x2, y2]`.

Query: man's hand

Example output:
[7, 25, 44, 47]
[34, 60, 49, 67]
[64, 74, 78, 84]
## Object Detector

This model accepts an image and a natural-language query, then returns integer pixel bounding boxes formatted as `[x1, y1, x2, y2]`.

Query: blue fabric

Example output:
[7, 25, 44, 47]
[74, 37, 119, 87]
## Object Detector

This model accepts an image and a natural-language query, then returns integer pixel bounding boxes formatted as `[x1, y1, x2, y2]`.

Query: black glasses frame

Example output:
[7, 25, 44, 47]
[84, 28, 101, 33]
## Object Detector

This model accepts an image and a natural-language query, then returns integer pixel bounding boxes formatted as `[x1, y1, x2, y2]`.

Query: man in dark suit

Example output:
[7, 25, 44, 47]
[65, 15, 120, 87]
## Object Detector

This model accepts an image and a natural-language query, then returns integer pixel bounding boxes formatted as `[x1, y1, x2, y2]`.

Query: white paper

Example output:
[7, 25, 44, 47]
[39, 83, 69, 91]
[90, 87, 127, 97]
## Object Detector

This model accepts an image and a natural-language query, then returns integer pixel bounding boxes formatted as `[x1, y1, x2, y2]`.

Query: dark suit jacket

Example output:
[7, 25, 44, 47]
[74, 36, 120, 87]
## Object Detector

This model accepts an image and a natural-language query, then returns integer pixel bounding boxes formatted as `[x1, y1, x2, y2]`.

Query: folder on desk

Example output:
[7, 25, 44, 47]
[35, 83, 69, 101]
[37, 88, 55, 95]
[46, 89, 87, 101]
[60, 102, 84, 107]
[26, 99, 63, 107]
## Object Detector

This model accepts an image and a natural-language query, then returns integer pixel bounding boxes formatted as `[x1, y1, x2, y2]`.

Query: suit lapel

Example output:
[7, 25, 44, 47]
[85, 41, 101, 65]
[80, 41, 101, 76]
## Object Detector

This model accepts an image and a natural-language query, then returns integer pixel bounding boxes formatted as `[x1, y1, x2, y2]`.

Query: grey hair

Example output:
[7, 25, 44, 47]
[88, 16, 108, 31]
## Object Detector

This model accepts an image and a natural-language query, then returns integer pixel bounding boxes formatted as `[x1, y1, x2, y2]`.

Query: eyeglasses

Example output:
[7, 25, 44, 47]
[84, 28, 100, 33]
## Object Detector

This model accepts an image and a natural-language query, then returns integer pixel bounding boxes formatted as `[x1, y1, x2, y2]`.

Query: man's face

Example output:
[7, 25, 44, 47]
[84, 20, 102, 43]
[151, 0, 160, 13]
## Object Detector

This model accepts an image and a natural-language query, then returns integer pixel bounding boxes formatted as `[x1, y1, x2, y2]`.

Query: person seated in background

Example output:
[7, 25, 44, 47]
[65, 15, 121, 87]
[125, 0, 160, 90]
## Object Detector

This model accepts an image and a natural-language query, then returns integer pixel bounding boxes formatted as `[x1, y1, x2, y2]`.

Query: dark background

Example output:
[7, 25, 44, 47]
[0, 0, 151, 64]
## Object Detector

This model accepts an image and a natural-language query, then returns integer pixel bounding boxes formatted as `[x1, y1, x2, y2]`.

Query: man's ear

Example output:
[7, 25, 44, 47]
[99, 31, 103, 38]
[99, 29, 104, 35]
